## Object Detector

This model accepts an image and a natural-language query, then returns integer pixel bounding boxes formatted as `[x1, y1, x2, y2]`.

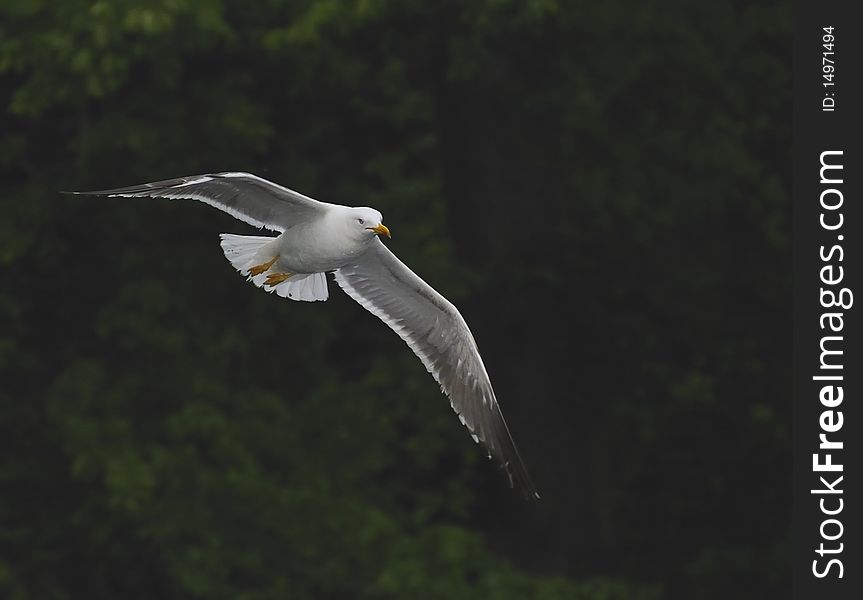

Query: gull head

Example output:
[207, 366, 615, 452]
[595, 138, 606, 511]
[346, 206, 390, 239]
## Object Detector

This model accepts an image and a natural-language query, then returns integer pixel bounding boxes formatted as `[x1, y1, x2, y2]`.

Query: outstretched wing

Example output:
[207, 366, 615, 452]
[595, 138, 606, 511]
[70, 172, 327, 232]
[334, 239, 539, 499]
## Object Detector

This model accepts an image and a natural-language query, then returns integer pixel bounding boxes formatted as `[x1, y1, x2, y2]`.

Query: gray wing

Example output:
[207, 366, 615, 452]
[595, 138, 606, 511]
[70, 172, 327, 232]
[334, 239, 539, 499]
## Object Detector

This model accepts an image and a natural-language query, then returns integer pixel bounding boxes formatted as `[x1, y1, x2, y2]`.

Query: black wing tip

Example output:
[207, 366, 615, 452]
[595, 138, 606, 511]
[61, 183, 139, 196]
[60, 189, 114, 196]
[60, 174, 220, 198]
[60, 186, 145, 196]
[60, 188, 137, 196]
[517, 483, 542, 501]
[501, 459, 541, 501]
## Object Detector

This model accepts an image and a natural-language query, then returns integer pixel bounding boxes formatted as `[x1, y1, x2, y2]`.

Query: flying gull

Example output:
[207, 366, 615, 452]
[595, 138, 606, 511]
[72, 172, 539, 499]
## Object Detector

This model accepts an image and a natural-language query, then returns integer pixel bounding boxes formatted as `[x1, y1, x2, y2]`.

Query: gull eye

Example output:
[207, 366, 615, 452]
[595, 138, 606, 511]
[358, 218, 365, 225]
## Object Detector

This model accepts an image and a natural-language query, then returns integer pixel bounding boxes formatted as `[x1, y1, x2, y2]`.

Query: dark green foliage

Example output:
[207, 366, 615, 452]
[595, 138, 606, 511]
[1, 1, 789, 598]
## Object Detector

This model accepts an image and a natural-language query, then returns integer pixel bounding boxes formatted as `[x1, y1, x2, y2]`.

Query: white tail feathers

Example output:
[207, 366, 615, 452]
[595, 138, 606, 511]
[219, 233, 276, 274]
[264, 271, 329, 302]
[219, 233, 329, 302]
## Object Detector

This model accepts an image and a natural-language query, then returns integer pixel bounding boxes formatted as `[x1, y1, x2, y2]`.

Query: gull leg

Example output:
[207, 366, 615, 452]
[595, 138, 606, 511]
[248, 256, 278, 277]
[265, 272, 295, 287]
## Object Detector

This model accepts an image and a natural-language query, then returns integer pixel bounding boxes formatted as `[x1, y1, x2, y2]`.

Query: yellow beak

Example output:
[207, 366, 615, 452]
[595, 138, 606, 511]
[369, 223, 391, 238]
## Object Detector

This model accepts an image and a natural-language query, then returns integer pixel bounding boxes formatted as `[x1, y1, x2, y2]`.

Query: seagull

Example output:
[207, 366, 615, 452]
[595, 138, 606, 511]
[72, 172, 539, 499]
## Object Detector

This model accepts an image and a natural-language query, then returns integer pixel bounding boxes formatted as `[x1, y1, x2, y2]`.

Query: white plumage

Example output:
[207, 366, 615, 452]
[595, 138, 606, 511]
[219, 233, 329, 301]
[73, 172, 539, 498]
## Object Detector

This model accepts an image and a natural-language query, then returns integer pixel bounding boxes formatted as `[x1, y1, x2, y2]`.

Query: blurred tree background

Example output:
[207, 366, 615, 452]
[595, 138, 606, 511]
[0, 1, 790, 598]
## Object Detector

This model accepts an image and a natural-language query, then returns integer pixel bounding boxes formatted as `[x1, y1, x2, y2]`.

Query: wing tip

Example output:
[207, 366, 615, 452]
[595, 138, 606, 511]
[502, 458, 541, 501]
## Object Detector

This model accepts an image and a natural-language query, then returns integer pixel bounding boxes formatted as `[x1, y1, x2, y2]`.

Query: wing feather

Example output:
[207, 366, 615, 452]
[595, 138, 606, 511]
[334, 239, 539, 499]
[71, 172, 327, 232]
